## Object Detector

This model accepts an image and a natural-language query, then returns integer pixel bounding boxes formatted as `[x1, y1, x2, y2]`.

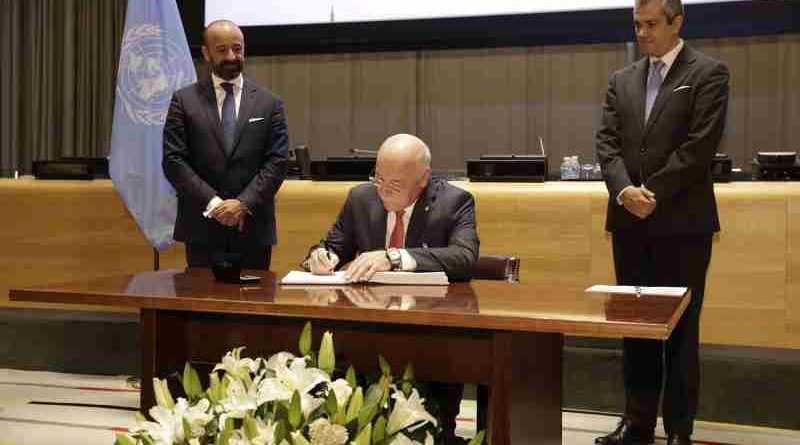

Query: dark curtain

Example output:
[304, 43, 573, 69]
[0, 0, 126, 174]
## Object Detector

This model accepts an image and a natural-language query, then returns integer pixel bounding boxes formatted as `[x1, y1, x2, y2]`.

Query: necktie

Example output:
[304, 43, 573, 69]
[221, 82, 236, 155]
[645, 59, 665, 123]
[388, 210, 405, 249]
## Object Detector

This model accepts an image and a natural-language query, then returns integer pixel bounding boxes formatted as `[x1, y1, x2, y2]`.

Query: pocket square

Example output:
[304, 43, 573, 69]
[673, 85, 692, 92]
[248, 117, 265, 123]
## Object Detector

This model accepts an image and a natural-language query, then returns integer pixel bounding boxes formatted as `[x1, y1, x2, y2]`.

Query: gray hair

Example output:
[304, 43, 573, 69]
[636, 0, 684, 23]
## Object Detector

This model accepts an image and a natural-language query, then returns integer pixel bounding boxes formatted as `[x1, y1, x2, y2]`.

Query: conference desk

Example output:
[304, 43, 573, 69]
[10, 269, 689, 445]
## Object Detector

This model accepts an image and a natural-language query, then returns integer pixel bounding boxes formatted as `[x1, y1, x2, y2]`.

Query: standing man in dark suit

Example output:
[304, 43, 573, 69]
[304, 133, 479, 442]
[595, 1, 729, 445]
[163, 20, 288, 269]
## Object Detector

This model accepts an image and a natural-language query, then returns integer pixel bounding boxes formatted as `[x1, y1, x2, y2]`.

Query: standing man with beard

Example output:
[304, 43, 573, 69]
[595, 1, 729, 445]
[163, 20, 288, 269]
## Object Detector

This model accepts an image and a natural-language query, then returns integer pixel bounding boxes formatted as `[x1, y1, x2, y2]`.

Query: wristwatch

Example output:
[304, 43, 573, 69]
[386, 248, 402, 270]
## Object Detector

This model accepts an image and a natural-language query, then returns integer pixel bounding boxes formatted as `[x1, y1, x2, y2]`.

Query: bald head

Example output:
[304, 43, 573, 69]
[376, 134, 431, 172]
[374, 134, 432, 212]
[202, 20, 244, 80]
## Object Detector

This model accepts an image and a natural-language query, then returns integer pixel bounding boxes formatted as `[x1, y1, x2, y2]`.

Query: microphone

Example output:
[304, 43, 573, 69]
[349, 148, 378, 157]
[537, 135, 546, 157]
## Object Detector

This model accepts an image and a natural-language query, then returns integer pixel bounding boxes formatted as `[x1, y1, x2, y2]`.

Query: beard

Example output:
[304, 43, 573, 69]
[212, 59, 243, 80]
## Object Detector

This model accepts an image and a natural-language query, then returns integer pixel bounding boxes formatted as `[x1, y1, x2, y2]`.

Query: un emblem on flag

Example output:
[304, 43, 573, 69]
[117, 24, 194, 126]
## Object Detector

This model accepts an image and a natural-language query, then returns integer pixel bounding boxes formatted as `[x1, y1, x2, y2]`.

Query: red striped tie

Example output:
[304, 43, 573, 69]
[388, 210, 405, 248]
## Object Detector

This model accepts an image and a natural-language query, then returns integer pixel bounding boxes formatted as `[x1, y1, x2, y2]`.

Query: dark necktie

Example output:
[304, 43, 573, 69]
[645, 59, 665, 123]
[388, 210, 405, 248]
[221, 82, 236, 155]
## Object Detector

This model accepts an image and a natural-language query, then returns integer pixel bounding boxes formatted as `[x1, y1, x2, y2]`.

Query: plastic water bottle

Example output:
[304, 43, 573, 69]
[560, 157, 571, 180]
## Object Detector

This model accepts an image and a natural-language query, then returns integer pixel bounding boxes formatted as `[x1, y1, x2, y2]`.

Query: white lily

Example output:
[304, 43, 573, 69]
[182, 398, 213, 437]
[219, 375, 260, 421]
[329, 378, 353, 409]
[386, 388, 438, 435]
[308, 418, 349, 445]
[214, 347, 260, 382]
[134, 397, 212, 444]
[263, 351, 296, 373]
[257, 357, 329, 417]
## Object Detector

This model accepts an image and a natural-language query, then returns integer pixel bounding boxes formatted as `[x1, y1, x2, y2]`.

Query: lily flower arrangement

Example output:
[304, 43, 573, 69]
[116, 322, 484, 445]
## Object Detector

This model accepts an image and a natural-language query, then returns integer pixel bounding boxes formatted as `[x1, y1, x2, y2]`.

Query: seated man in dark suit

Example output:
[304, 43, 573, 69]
[304, 133, 480, 442]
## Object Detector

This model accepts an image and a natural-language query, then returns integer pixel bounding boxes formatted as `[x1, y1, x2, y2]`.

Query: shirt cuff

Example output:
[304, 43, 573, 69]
[399, 249, 417, 271]
[616, 186, 635, 205]
[203, 196, 223, 218]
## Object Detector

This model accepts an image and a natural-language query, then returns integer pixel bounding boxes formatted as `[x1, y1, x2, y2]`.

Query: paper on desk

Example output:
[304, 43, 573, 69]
[585, 285, 687, 297]
[281, 270, 449, 286]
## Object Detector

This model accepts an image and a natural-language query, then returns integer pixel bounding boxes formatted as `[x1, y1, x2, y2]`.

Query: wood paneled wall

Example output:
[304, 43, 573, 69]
[242, 34, 800, 174]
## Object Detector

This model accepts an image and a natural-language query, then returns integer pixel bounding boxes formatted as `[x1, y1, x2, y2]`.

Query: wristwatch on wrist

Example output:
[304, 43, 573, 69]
[386, 248, 402, 270]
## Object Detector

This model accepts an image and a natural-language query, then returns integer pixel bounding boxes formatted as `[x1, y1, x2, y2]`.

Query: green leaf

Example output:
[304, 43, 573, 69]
[183, 362, 204, 400]
[378, 355, 392, 376]
[182, 416, 194, 440]
[244, 414, 259, 440]
[318, 331, 335, 375]
[325, 387, 338, 416]
[345, 386, 364, 424]
[357, 402, 378, 430]
[216, 417, 235, 445]
[372, 415, 387, 443]
[274, 419, 288, 444]
[152, 378, 175, 409]
[289, 390, 303, 429]
[468, 430, 486, 445]
[299, 321, 312, 356]
[402, 362, 414, 382]
[346, 365, 357, 388]
[353, 422, 372, 445]
[365, 382, 383, 407]
[401, 381, 413, 398]
[114, 434, 137, 445]
[207, 372, 223, 403]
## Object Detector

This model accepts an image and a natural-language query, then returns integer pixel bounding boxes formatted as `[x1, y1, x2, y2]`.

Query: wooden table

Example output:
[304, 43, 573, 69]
[10, 269, 690, 445]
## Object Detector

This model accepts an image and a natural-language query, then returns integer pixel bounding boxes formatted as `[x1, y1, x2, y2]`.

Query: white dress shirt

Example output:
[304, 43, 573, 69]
[211, 72, 243, 119]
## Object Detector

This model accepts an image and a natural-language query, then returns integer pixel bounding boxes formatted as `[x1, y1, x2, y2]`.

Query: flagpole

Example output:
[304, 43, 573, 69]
[153, 248, 160, 271]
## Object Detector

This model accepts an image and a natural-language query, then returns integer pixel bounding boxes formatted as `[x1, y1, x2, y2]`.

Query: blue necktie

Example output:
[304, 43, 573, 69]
[221, 82, 236, 155]
[645, 59, 665, 123]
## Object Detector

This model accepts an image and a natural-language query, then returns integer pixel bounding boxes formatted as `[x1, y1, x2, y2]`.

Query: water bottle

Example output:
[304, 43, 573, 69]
[560, 157, 571, 180]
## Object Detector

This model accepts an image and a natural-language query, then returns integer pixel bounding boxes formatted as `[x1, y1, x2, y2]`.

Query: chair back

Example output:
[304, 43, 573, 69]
[472, 255, 520, 283]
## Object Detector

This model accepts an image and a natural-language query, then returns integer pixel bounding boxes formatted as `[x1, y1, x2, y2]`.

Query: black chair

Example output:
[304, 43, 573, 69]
[471, 254, 520, 282]
[471, 254, 522, 432]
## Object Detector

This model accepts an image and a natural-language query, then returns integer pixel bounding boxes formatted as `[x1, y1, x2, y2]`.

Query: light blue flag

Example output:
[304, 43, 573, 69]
[109, 0, 196, 251]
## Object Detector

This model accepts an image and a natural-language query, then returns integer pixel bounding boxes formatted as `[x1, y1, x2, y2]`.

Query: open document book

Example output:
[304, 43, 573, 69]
[585, 285, 688, 297]
[280, 270, 449, 286]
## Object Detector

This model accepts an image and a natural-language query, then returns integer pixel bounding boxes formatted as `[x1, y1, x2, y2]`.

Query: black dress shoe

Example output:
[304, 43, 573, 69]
[595, 419, 654, 445]
[667, 435, 692, 445]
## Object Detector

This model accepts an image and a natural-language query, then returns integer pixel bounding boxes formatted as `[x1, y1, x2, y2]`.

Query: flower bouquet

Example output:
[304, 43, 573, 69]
[116, 322, 485, 445]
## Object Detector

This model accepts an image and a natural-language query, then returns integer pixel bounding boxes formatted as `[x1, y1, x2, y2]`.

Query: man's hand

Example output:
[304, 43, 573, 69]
[620, 187, 657, 219]
[210, 199, 247, 227]
[345, 250, 392, 282]
[306, 248, 339, 275]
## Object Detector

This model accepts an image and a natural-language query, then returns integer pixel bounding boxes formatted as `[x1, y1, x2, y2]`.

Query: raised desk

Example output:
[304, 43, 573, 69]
[10, 269, 689, 445]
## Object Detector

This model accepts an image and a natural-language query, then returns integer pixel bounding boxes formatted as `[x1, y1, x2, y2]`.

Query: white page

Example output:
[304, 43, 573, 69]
[585, 285, 687, 297]
[280, 270, 448, 286]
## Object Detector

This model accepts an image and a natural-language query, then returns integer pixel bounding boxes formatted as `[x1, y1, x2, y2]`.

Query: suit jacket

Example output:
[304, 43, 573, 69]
[596, 44, 729, 236]
[163, 75, 288, 246]
[319, 178, 480, 281]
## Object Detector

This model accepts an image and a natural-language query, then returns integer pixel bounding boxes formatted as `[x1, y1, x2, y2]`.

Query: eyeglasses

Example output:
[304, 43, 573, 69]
[368, 170, 404, 193]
